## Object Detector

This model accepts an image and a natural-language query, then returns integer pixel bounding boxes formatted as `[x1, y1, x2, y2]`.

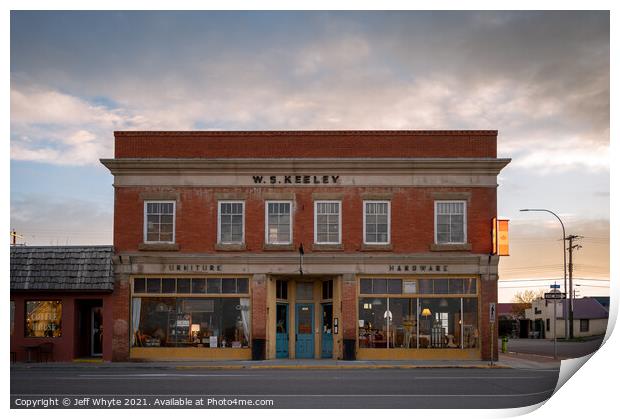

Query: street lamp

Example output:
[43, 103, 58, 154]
[519, 209, 568, 340]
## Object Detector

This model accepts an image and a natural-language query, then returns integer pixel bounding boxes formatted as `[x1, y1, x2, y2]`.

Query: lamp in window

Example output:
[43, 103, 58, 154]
[191, 324, 201, 345]
[421, 307, 433, 332]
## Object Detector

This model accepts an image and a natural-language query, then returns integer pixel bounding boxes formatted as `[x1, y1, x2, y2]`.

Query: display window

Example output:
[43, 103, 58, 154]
[358, 278, 479, 350]
[131, 277, 251, 349]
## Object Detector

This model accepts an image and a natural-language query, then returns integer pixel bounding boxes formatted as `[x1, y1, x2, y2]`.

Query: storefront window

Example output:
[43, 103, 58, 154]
[418, 298, 462, 349]
[133, 297, 250, 348]
[462, 298, 479, 348]
[358, 297, 387, 348]
[358, 278, 478, 350]
[25, 300, 62, 337]
[389, 298, 417, 348]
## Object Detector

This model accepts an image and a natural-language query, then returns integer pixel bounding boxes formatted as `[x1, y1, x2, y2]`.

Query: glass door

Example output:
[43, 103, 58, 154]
[321, 303, 333, 358]
[295, 303, 314, 358]
[276, 303, 289, 358]
[91, 307, 103, 356]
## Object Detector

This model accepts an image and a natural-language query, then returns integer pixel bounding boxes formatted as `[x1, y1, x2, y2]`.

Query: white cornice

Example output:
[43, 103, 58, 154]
[118, 251, 495, 266]
[100, 157, 511, 176]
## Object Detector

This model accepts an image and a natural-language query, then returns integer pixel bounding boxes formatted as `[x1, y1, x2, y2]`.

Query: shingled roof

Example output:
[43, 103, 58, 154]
[10, 246, 114, 291]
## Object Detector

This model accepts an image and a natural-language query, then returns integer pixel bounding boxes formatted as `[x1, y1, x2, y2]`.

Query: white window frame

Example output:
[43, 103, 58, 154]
[363, 200, 391, 245]
[314, 200, 342, 245]
[434, 200, 467, 244]
[265, 200, 293, 245]
[217, 200, 245, 245]
[143, 200, 176, 243]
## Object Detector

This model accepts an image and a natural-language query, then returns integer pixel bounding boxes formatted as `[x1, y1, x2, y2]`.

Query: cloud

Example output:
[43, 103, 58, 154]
[9, 11, 609, 173]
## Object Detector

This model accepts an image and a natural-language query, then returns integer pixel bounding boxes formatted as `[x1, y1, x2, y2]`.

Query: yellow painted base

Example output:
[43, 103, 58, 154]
[357, 348, 480, 360]
[130, 347, 252, 361]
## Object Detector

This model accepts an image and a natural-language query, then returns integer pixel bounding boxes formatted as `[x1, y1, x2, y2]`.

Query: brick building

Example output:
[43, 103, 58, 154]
[101, 130, 510, 361]
[10, 246, 115, 362]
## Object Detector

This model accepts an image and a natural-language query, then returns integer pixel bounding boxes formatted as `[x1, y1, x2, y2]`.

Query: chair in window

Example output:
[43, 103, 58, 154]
[38, 342, 54, 362]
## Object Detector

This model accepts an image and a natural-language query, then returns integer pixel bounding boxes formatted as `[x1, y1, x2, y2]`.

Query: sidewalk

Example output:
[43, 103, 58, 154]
[10, 356, 558, 371]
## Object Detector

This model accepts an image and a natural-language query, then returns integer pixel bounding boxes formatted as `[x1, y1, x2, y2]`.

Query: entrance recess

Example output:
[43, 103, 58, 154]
[321, 303, 333, 358]
[276, 303, 289, 358]
[295, 303, 314, 358]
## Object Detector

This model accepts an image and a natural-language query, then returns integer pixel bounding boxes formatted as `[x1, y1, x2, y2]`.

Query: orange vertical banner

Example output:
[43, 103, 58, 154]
[492, 217, 497, 255]
[498, 219, 509, 256]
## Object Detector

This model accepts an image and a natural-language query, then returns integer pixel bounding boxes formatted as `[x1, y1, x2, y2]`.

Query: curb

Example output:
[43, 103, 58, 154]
[174, 364, 511, 370]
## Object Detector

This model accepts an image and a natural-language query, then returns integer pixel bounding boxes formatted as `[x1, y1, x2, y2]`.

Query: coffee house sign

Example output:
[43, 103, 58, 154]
[252, 175, 340, 185]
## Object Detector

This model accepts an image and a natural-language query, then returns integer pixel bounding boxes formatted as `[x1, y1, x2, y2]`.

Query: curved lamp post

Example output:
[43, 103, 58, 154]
[519, 209, 568, 340]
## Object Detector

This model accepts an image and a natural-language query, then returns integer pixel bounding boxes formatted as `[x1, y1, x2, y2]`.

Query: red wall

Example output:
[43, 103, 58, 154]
[114, 131, 497, 159]
[114, 186, 496, 254]
[10, 292, 114, 362]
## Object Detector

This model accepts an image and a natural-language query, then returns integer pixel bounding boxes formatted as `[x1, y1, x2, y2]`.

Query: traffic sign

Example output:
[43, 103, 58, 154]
[489, 303, 496, 324]
[550, 284, 561, 289]
[544, 292, 566, 300]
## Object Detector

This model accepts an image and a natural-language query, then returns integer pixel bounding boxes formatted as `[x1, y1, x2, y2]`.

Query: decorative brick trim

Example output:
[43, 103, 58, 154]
[429, 243, 473, 252]
[139, 191, 179, 201]
[214, 192, 247, 200]
[214, 243, 247, 251]
[312, 192, 344, 200]
[138, 243, 180, 251]
[263, 192, 295, 200]
[115, 130, 499, 137]
[431, 192, 472, 201]
[361, 192, 393, 200]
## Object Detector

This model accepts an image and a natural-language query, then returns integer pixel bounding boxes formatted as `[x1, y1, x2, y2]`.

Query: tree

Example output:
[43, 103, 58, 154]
[510, 289, 544, 318]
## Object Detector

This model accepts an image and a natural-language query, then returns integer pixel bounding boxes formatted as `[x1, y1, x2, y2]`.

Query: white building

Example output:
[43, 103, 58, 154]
[524, 297, 609, 339]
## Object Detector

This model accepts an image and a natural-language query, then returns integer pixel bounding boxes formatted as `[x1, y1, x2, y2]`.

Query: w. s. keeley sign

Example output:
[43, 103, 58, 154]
[252, 175, 340, 185]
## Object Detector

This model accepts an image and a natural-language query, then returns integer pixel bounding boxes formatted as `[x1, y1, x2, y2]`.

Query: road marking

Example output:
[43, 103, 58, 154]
[11, 389, 555, 398]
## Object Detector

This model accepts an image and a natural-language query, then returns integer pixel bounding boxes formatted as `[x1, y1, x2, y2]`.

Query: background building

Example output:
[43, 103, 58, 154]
[101, 130, 510, 361]
[525, 297, 609, 339]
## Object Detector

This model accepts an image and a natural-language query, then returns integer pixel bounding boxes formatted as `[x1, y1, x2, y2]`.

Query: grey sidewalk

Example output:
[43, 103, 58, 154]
[10, 355, 558, 371]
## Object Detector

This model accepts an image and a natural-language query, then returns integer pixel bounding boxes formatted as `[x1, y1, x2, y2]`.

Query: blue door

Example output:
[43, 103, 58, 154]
[276, 303, 289, 358]
[321, 303, 333, 358]
[295, 303, 314, 358]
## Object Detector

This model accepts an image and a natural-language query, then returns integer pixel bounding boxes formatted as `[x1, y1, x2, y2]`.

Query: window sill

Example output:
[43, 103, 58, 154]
[429, 243, 472, 252]
[312, 243, 344, 251]
[138, 243, 180, 251]
[215, 243, 247, 251]
[263, 243, 295, 251]
[360, 243, 393, 251]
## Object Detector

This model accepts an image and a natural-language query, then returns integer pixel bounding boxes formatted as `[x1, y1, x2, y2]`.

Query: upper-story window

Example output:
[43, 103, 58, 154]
[435, 200, 467, 244]
[218, 201, 244, 244]
[266, 201, 292, 244]
[363, 200, 390, 244]
[315, 201, 341, 244]
[144, 201, 175, 243]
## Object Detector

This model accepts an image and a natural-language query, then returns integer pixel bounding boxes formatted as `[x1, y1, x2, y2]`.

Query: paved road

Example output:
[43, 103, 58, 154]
[503, 337, 604, 359]
[11, 366, 560, 409]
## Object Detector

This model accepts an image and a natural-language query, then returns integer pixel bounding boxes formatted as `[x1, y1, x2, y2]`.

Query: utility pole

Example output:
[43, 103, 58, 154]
[10, 229, 24, 246]
[566, 235, 582, 339]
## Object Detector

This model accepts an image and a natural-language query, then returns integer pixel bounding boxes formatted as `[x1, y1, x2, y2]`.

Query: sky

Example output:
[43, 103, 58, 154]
[9, 11, 610, 302]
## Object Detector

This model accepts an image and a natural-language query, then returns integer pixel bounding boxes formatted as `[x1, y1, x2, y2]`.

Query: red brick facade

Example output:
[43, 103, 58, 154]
[114, 131, 497, 159]
[104, 131, 507, 361]
[113, 186, 496, 254]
